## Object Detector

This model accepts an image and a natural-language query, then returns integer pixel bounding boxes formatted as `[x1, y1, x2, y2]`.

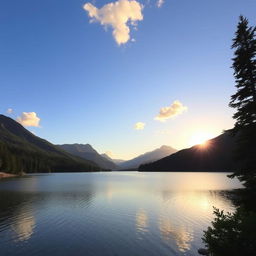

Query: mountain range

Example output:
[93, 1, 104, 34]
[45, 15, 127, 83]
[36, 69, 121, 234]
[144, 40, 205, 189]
[116, 145, 177, 170]
[0, 114, 242, 174]
[57, 144, 176, 171]
[138, 131, 239, 172]
[0, 115, 99, 174]
[101, 153, 125, 165]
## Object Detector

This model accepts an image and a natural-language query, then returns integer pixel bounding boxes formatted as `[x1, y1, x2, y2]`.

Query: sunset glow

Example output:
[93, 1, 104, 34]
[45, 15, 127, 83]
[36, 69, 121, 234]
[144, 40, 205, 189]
[0, 0, 255, 254]
[189, 132, 214, 147]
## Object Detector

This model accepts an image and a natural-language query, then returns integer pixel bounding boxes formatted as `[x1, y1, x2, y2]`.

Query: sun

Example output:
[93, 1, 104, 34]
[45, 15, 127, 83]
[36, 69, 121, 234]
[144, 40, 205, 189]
[189, 132, 214, 147]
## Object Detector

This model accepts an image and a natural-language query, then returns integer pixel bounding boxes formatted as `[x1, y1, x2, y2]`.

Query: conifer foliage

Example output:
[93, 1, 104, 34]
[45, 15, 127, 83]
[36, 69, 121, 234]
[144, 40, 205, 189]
[229, 16, 256, 188]
[230, 16, 256, 127]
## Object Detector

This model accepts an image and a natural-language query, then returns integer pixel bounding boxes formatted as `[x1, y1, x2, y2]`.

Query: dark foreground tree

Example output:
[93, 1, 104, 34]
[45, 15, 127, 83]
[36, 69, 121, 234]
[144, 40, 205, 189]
[202, 207, 256, 256]
[202, 16, 256, 256]
[229, 16, 256, 189]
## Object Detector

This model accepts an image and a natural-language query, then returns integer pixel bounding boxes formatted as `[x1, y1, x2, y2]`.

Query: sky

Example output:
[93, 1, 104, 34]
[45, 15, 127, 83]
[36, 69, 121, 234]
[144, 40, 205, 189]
[0, 0, 256, 160]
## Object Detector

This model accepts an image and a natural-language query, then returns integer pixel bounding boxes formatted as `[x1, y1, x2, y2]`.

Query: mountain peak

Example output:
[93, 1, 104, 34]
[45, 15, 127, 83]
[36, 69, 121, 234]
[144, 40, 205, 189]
[0, 114, 99, 173]
[159, 145, 175, 150]
[118, 145, 177, 170]
[57, 144, 117, 170]
[139, 131, 239, 172]
[57, 143, 97, 154]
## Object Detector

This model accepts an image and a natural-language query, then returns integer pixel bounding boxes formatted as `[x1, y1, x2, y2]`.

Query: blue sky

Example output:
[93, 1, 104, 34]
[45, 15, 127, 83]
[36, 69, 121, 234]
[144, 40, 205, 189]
[1, 0, 255, 159]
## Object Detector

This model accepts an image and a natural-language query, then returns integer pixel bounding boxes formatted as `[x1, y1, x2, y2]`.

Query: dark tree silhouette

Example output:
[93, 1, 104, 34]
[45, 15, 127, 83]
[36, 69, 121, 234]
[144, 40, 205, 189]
[201, 16, 256, 256]
[229, 16, 256, 189]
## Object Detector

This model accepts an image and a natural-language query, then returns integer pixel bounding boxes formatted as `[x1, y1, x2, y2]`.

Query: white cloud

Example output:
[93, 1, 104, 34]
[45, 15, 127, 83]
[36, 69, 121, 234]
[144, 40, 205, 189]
[155, 100, 188, 122]
[6, 108, 13, 114]
[134, 122, 145, 130]
[156, 0, 164, 8]
[83, 0, 143, 45]
[17, 112, 40, 127]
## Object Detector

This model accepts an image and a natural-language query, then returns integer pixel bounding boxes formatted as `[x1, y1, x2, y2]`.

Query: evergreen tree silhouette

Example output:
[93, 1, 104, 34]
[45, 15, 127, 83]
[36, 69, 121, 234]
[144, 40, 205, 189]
[229, 16, 256, 189]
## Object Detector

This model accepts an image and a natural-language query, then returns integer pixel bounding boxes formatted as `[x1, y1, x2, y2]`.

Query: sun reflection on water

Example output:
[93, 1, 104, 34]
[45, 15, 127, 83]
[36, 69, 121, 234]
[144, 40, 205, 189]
[136, 208, 148, 234]
[159, 215, 193, 252]
[11, 206, 35, 242]
[0, 172, 242, 256]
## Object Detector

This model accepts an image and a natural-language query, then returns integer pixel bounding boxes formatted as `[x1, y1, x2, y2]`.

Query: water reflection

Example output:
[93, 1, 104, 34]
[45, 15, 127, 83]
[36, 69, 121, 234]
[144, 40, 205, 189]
[159, 215, 193, 252]
[158, 189, 235, 253]
[136, 209, 148, 233]
[11, 205, 35, 241]
[0, 172, 242, 256]
[161, 190, 235, 216]
[152, 172, 243, 191]
[104, 183, 114, 201]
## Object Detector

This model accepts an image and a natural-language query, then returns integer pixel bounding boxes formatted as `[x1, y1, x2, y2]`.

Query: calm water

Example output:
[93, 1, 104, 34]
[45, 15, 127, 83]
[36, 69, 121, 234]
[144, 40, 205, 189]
[0, 172, 242, 256]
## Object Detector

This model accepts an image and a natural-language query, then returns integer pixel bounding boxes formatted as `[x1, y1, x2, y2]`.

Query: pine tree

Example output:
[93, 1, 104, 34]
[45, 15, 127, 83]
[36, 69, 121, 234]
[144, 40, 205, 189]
[230, 16, 256, 126]
[229, 16, 256, 189]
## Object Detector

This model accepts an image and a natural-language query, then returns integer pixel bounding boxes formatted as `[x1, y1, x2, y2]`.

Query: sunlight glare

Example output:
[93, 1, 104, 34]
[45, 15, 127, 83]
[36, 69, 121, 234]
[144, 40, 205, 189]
[189, 132, 214, 147]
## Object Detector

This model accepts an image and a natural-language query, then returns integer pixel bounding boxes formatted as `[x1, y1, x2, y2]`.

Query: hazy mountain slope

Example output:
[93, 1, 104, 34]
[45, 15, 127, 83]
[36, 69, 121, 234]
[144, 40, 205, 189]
[101, 153, 125, 165]
[139, 132, 239, 172]
[0, 115, 99, 174]
[57, 144, 117, 170]
[119, 145, 177, 170]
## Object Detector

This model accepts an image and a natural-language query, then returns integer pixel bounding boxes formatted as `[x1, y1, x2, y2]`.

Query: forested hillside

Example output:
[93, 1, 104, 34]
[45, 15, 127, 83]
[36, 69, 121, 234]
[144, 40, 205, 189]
[0, 115, 99, 174]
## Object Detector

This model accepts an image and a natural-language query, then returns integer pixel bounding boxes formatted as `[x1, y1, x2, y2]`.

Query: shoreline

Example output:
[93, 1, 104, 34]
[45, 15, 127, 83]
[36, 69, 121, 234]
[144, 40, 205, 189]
[0, 172, 19, 179]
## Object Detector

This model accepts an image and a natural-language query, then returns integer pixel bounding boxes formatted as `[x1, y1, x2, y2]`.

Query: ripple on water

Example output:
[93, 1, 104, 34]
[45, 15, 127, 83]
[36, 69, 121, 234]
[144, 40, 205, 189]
[0, 172, 241, 256]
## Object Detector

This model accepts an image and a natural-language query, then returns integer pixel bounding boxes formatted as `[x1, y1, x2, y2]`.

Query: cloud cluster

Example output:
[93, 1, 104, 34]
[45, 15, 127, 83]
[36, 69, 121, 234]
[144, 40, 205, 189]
[17, 112, 40, 127]
[6, 108, 13, 114]
[83, 0, 143, 45]
[156, 0, 164, 8]
[134, 122, 145, 130]
[155, 100, 187, 121]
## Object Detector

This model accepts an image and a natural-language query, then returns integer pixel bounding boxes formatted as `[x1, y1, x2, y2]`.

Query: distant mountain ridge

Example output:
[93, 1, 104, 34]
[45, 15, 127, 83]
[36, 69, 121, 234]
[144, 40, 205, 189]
[57, 144, 117, 170]
[101, 153, 125, 165]
[0, 115, 99, 174]
[139, 132, 240, 172]
[1, 114, 241, 174]
[118, 145, 177, 170]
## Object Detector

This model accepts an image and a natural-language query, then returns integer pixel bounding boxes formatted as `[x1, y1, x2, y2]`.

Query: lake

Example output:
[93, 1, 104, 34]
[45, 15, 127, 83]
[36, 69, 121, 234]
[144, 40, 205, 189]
[0, 172, 242, 256]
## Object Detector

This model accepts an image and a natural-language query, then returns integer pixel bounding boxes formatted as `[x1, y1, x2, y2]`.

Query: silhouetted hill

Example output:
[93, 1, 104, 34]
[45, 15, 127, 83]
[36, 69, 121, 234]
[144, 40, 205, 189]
[0, 115, 99, 174]
[139, 132, 239, 172]
[119, 145, 177, 170]
[101, 153, 125, 165]
[57, 144, 117, 170]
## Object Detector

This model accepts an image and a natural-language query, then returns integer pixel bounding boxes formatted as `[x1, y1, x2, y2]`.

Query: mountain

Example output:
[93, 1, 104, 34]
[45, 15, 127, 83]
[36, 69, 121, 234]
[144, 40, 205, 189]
[101, 153, 125, 165]
[139, 132, 239, 172]
[119, 145, 177, 170]
[0, 115, 99, 174]
[57, 144, 117, 170]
